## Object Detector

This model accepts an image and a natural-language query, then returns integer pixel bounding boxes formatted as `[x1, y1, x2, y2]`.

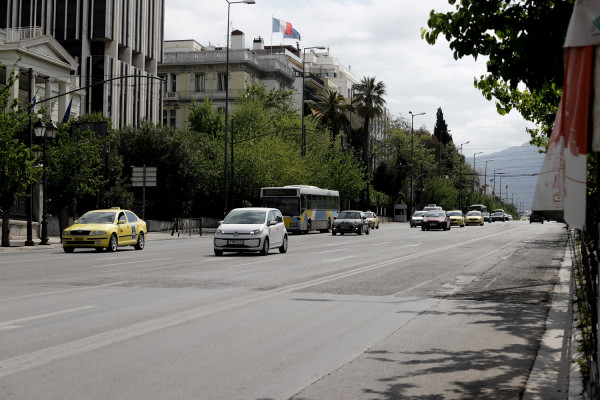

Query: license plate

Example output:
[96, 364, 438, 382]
[228, 240, 243, 245]
[74, 237, 84, 241]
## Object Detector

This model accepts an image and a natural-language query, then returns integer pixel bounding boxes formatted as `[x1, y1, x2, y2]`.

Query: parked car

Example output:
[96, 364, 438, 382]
[332, 210, 370, 235]
[421, 211, 451, 231]
[530, 212, 544, 224]
[363, 211, 380, 229]
[447, 210, 465, 227]
[465, 211, 484, 226]
[410, 211, 427, 228]
[213, 207, 288, 256]
[491, 211, 506, 222]
[62, 207, 146, 253]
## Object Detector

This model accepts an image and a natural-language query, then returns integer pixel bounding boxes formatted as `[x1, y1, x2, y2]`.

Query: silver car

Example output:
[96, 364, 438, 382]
[214, 208, 288, 256]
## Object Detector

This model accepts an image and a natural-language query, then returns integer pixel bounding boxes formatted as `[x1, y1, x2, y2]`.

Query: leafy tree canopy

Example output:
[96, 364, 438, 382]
[421, 0, 574, 145]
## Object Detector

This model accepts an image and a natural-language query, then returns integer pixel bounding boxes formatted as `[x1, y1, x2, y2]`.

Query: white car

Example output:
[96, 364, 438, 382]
[410, 211, 427, 228]
[214, 208, 288, 256]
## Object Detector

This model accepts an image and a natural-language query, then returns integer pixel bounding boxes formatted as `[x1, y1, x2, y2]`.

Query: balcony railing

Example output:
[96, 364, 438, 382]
[3, 27, 44, 43]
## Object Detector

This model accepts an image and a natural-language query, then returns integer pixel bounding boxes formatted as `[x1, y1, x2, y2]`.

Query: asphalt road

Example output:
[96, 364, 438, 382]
[0, 221, 568, 399]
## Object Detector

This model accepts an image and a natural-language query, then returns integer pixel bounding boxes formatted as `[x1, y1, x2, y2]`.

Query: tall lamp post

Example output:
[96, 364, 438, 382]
[33, 119, 58, 245]
[409, 111, 425, 214]
[301, 46, 326, 157]
[472, 152, 482, 191]
[224, 0, 255, 216]
[484, 159, 494, 195]
[493, 169, 502, 197]
[458, 141, 469, 210]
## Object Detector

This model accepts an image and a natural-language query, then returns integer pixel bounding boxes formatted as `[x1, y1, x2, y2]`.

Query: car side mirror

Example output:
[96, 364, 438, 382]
[268, 220, 277, 226]
[118, 219, 126, 225]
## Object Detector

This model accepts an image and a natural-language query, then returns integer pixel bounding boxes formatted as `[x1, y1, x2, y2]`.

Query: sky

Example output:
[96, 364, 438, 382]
[164, 0, 540, 159]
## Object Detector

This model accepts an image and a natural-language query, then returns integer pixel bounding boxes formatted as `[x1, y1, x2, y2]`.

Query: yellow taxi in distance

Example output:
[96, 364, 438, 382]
[447, 210, 465, 227]
[465, 210, 484, 226]
[62, 208, 146, 253]
[363, 211, 380, 229]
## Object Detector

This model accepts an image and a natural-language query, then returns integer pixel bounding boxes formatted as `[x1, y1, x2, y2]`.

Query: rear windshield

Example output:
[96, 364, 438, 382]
[426, 212, 445, 217]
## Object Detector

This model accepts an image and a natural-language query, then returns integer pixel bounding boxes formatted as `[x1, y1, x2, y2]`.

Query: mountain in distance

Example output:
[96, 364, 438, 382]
[467, 143, 545, 213]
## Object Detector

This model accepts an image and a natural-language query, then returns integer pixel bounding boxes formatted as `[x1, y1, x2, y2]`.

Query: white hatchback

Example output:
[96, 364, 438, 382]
[213, 208, 288, 256]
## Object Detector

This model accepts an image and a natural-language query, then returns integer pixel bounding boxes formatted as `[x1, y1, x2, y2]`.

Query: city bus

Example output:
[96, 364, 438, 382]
[260, 185, 340, 234]
[467, 204, 487, 214]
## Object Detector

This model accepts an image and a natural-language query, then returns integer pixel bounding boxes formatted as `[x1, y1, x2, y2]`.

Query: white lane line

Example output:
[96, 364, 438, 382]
[372, 242, 392, 246]
[2, 282, 129, 301]
[317, 248, 347, 254]
[0, 306, 95, 328]
[90, 258, 171, 268]
[0, 257, 64, 265]
[0, 226, 524, 378]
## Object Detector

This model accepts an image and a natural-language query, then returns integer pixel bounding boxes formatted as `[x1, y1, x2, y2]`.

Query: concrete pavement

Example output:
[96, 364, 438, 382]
[0, 231, 586, 399]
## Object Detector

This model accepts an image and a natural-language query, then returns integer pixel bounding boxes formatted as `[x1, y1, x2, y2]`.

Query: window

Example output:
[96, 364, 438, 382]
[218, 73, 226, 91]
[169, 110, 176, 127]
[125, 211, 138, 222]
[195, 74, 205, 92]
[162, 110, 168, 126]
[170, 74, 177, 92]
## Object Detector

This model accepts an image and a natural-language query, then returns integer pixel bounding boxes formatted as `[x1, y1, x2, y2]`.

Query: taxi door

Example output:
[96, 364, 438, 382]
[117, 212, 134, 245]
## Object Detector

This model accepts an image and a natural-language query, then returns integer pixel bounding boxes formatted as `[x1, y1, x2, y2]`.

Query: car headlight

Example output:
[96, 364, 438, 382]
[217, 228, 225, 234]
[90, 231, 107, 236]
[250, 228, 263, 235]
[62, 231, 70, 237]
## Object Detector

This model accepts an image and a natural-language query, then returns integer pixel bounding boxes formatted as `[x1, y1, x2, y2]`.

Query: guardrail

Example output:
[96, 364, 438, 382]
[171, 217, 202, 237]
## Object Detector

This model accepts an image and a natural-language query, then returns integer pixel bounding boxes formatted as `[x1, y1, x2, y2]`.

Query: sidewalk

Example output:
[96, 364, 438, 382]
[0, 231, 587, 398]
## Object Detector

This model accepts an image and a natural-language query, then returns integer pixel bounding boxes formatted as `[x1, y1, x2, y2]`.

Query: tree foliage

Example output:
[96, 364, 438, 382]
[352, 77, 386, 167]
[421, 0, 574, 143]
[311, 89, 352, 143]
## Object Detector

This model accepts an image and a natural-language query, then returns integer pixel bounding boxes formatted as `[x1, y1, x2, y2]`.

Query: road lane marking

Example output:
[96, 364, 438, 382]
[0, 306, 95, 328]
[0, 226, 524, 378]
[90, 258, 171, 268]
[0, 257, 64, 265]
[2, 282, 129, 301]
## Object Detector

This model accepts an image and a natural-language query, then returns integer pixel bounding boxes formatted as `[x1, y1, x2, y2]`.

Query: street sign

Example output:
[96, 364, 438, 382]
[131, 166, 157, 187]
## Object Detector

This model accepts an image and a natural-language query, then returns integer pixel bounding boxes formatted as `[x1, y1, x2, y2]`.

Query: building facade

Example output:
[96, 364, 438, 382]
[1, 0, 164, 128]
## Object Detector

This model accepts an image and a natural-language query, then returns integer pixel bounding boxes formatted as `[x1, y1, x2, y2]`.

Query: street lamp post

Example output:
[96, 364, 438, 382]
[224, 0, 255, 216]
[472, 152, 482, 191]
[33, 119, 58, 245]
[301, 46, 326, 157]
[484, 160, 494, 195]
[409, 111, 425, 214]
[493, 169, 502, 197]
[458, 141, 469, 210]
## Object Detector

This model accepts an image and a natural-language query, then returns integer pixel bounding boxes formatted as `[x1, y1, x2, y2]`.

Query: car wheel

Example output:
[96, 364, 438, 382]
[340, 233, 345, 236]
[134, 232, 145, 250]
[63, 247, 74, 253]
[376, 223, 379, 229]
[421, 226, 425, 231]
[214, 249, 223, 256]
[279, 235, 288, 253]
[107, 234, 118, 252]
[332, 230, 336, 236]
[260, 237, 270, 256]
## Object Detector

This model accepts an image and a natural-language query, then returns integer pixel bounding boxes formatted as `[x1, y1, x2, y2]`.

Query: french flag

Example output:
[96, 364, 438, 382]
[272, 17, 293, 36]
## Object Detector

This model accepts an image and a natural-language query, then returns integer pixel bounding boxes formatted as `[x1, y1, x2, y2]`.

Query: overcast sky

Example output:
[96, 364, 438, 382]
[164, 0, 539, 158]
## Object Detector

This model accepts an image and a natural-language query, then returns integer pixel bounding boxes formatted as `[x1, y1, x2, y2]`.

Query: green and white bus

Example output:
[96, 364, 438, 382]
[260, 185, 340, 234]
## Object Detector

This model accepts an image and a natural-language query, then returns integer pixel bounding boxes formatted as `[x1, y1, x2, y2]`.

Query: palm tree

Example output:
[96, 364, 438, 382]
[352, 77, 386, 168]
[312, 90, 352, 144]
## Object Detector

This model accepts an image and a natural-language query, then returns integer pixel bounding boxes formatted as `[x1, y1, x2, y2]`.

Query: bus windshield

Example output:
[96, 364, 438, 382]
[260, 197, 300, 217]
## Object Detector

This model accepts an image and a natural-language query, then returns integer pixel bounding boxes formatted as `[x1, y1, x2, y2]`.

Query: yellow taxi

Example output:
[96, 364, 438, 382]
[363, 211, 380, 229]
[447, 210, 465, 227]
[465, 210, 484, 226]
[62, 207, 147, 253]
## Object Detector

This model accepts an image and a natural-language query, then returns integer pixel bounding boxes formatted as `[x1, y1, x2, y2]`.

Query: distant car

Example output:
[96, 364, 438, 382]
[332, 210, 370, 235]
[62, 207, 146, 253]
[465, 210, 484, 226]
[447, 210, 465, 227]
[423, 204, 442, 212]
[422, 211, 451, 231]
[410, 211, 427, 228]
[491, 211, 506, 222]
[483, 212, 491, 223]
[363, 211, 380, 229]
[530, 212, 544, 224]
[213, 207, 288, 256]
[507, 214, 513, 221]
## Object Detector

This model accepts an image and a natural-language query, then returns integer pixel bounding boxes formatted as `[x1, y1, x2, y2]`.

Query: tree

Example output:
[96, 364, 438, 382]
[421, 0, 574, 144]
[0, 66, 37, 247]
[46, 115, 107, 234]
[311, 90, 352, 143]
[433, 107, 452, 145]
[352, 77, 387, 167]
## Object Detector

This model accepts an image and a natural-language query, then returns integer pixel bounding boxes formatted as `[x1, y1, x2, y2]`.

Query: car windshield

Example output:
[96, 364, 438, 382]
[426, 212, 445, 218]
[223, 210, 267, 224]
[338, 211, 361, 219]
[467, 211, 481, 216]
[77, 212, 116, 224]
[492, 212, 503, 216]
[413, 211, 426, 217]
[364, 213, 374, 218]
[447, 211, 461, 216]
